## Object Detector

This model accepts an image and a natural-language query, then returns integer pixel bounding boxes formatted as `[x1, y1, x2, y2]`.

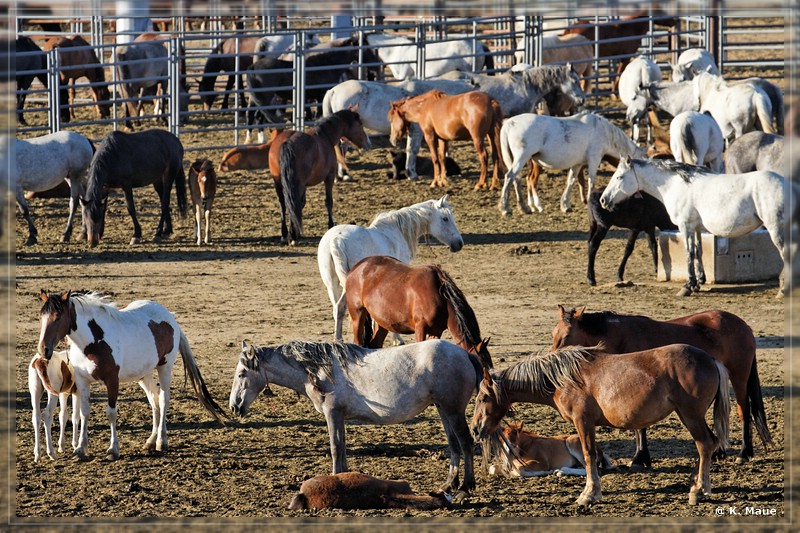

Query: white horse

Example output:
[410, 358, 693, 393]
[14, 131, 94, 245]
[37, 291, 227, 460]
[317, 196, 464, 342]
[669, 111, 725, 173]
[725, 131, 785, 175]
[28, 350, 78, 462]
[692, 71, 774, 142]
[498, 111, 647, 215]
[625, 79, 696, 126]
[230, 339, 483, 502]
[618, 56, 662, 143]
[364, 32, 489, 80]
[670, 48, 719, 81]
[600, 157, 791, 297]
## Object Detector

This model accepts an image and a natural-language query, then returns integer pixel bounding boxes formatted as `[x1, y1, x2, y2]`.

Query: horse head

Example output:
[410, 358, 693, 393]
[387, 99, 410, 148]
[599, 155, 639, 211]
[470, 368, 509, 441]
[551, 304, 587, 350]
[79, 192, 108, 248]
[625, 82, 652, 125]
[229, 341, 271, 417]
[427, 195, 464, 252]
[560, 65, 586, 108]
[38, 290, 75, 360]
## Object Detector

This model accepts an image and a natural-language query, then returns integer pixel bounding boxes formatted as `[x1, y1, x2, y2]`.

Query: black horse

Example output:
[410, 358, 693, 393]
[15, 36, 70, 125]
[81, 129, 187, 247]
[587, 189, 677, 286]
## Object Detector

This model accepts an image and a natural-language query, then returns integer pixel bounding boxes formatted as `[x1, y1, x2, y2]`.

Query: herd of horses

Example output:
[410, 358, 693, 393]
[17, 12, 790, 515]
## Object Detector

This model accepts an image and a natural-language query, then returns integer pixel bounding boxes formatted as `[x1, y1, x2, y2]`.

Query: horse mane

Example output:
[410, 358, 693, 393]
[633, 157, 710, 183]
[369, 199, 453, 257]
[271, 340, 368, 382]
[435, 267, 482, 349]
[567, 308, 615, 336]
[518, 64, 570, 92]
[312, 109, 357, 141]
[588, 112, 641, 156]
[69, 292, 123, 322]
[497, 346, 597, 396]
[86, 131, 127, 201]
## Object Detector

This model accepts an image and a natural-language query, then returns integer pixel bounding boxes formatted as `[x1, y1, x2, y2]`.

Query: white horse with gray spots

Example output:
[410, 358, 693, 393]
[37, 291, 228, 460]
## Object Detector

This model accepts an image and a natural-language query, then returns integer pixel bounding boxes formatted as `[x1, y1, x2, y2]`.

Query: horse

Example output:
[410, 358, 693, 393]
[691, 71, 774, 141]
[562, 9, 678, 93]
[229, 339, 482, 502]
[317, 195, 464, 342]
[188, 158, 217, 246]
[551, 305, 771, 464]
[43, 35, 111, 120]
[28, 350, 78, 462]
[586, 189, 677, 286]
[599, 156, 790, 297]
[38, 291, 227, 460]
[514, 33, 595, 92]
[471, 344, 730, 506]
[16, 36, 70, 125]
[278, 109, 370, 245]
[116, 40, 189, 129]
[217, 128, 284, 172]
[363, 32, 491, 80]
[14, 131, 95, 245]
[498, 111, 646, 215]
[483, 421, 615, 478]
[288, 472, 451, 511]
[344, 255, 492, 367]
[81, 129, 187, 247]
[725, 131, 785, 175]
[670, 48, 718, 82]
[625, 79, 696, 127]
[388, 90, 505, 190]
[618, 56, 662, 143]
[388, 150, 461, 180]
[669, 110, 725, 172]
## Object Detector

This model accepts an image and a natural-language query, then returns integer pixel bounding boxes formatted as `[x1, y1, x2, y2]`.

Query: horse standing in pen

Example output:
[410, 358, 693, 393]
[28, 350, 78, 462]
[16, 36, 70, 125]
[43, 35, 111, 121]
[188, 158, 217, 246]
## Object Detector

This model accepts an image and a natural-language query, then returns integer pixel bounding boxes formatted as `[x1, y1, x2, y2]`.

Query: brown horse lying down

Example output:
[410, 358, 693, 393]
[288, 472, 452, 510]
[487, 421, 616, 477]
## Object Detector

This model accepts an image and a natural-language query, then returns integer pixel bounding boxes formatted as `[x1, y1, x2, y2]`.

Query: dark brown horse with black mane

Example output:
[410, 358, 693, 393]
[550, 305, 771, 465]
[345, 255, 493, 368]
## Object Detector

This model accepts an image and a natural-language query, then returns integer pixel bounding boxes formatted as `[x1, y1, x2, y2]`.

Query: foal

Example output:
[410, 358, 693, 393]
[188, 158, 217, 245]
[28, 351, 78, 461]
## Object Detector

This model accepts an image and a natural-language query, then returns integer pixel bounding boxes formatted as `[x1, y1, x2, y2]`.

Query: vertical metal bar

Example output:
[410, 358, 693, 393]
[293, 30, 306, 131]
[593, 16, 600, 111]
[716, 16, 724, 74]
[416, 24, 426, 79]
[111, 44, 119, 131]
[534, 16, 543, 67]
[471, 20, 478, 73]
[168, 37, 180, 137]
[47, 49, 62, 133]
[234, 37, 241, 145]
[524, 15, 534, 65]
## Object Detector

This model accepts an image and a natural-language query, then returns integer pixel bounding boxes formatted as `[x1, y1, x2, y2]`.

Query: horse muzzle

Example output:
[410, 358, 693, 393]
[450, 239, 464, 253]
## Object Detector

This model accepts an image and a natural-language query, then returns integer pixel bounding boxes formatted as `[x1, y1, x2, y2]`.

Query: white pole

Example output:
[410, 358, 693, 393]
[115, 0, 152, 44]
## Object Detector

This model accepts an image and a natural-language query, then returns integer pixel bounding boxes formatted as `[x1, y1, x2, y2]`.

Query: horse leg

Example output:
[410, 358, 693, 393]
[437, 139, 450, 188]
[57, 391, 72, 454]
[677, 226, 698, 296]
[425, 133, 441, 188]
[123, 187, 143, 245]
[138, 373, 162, 452]
[645, 227, 659, 276]
[203, 198, 213, 245]
[324, 408, 348, 474]
[370, 327, 390, 349]
[677, 409, 717, 505]
[29, 368, 46, 461]
[527, 161, 543, 213]
[694, 228, 706, 287]
[103, 373, 121, 460]
[194, 203, 203, 245]
[154, 365, 172, 452]
[586, 224, 609, 286]
[617, 229, 641, 283]
[499, 158, 529, 216]
[560, 166, 582, 213]
[434, 405, 471, 500]
[334, 290, 348, 342]
[324, 176, 335, 229]
[62, 179, 82, 242]
[473, 136, 489, 191]
[630, 429, 652, 470]
[575, 420, 602, 506]
[15, 189, 38, 246]
[72, 380, 91, 460]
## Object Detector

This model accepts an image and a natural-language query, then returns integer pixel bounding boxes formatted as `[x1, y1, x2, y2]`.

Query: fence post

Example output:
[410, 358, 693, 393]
[234, 37, 241, 146]
[168, 36, 180, 137]
[293, 30, 306, 131]
[416, 24, 426, 79]
[46, 48, 61, 134]
[523, 15, 534, 65]
[471, 20, 478, 73]
[534, 16, 543, 67]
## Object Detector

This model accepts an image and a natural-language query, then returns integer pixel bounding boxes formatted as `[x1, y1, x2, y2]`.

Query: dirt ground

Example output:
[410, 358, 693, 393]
[9, 65, 790, 525]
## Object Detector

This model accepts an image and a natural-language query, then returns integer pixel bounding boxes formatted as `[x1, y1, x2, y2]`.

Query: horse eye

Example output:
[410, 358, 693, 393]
[442, 217, 449, 222]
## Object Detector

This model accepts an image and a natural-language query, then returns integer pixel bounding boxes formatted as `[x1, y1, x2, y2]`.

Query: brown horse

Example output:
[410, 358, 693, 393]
[562, 9, 678, 93]
[551, 306, 771, 465]
[43, 35, 111, 120]
[288, 472, 451, 511]
[279, 109, 370, 245]
[388, 90, 505, 190]
[471, 344, 730, 506]
[188, 158, 217, 246]
[344, 255, 492, 367]
[217, 128, 283, 172]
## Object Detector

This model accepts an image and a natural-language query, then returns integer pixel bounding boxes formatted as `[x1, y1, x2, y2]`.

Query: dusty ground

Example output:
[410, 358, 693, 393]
[9, 60, 790, 526]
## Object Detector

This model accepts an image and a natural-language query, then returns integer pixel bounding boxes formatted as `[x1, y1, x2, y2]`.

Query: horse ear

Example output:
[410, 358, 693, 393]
[348, 102, 359, 113]
[241, 340, 248, 351]
[60, 291, 71, 302]
[565, 61, 573, 72]
[557, 304, 566, 318]
[40, 289, 48, 302]
[437, 194, 449, 207]
[482, 365, 492, 384]
[624, 154, 632, 166]
[574, 306, 585, 319]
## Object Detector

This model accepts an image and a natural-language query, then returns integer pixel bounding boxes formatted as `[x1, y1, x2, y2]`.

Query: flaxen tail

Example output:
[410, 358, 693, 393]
[712, 361, 731, 453]
[179, 332, 228, 423]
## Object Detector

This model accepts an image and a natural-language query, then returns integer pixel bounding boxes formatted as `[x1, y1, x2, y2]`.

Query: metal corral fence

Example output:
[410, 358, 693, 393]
[14, 12, 785, 153]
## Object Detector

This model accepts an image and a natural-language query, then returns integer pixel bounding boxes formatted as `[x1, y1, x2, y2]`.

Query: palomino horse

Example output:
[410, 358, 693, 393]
[389, 90, 505, 190]
[43, 35, 111, 121]
[484, 421, 615, 477]
[38, 291, 227, 460]
[471, 344, 730, 506]
[551, 305, 771, 464]
[28, 350, 78, 462]
[599, 156, 790, 297]
[278, 109, 370, 245]
[81, 129, 187, 247]
[669, 111, 725, 172]
[288, 472, 451, 510]
[498, 111, 646, 215]
[230, 339, 482, 502]
[344, 255, 492, 368]
[317, 196, 464, 342]
[188, 158, 217, 245]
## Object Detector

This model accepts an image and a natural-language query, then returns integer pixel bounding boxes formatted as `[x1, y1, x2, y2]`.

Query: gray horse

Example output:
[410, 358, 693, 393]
[725, 131, 785, 175]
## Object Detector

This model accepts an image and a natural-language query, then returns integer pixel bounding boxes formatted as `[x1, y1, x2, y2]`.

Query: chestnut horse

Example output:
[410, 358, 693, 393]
[188, 158, 217, 245]
[471, 344, 730, 506]
[43, 35, 111, 121]
[345, 255, 492, 368]
[551, 306, 771, 465]
[388, 90, 505, 190]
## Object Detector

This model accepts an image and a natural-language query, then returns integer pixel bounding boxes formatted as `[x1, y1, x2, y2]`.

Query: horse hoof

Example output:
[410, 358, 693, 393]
[340, 174, 353, 182]
[587, 279, 596, 287]
[104, 452, 120, 461]
[130, 237, 141, 245]
[452, 490, 469, 505]
[72, 451, 89, 462]
[677, 287, 692, 297]
[735, 455, 749, 464]
[25, 237, 37, 246]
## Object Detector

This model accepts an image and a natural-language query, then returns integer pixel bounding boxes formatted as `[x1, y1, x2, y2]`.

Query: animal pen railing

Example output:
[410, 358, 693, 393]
[15, 13, 785, 153]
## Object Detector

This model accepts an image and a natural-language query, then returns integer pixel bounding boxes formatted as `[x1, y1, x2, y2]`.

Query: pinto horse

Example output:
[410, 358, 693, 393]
[344, 255, 492, 367]
[551, 305, 771, 464]
[471, 344, 730, 506]
[279, 109, 370, 245]
[388, 90, 505, 190]
[43, 35, 111, 121]
[188, 158, 217, 246]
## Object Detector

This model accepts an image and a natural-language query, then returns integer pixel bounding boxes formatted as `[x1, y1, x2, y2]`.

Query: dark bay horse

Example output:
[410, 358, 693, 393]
[81, 129, 187, 247]
[388, 90, 505, 190]
[586, 189, 677, 286]
[43, 35, 111, 120]
[344, 255, 492, 367]
[279, 109, 370, 245]
[198, 36, 262, 111]
[551, 306, 771, 464]
[471, 344, 730, 506]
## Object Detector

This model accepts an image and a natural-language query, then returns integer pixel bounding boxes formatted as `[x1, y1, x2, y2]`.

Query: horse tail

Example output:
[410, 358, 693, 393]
[499, 118, 514, 171]
[746, 356, 773, 449]
[174, 161, 188, 218]
[322, 85, 335, 118]
[711, 360, 731, 453]
[772, 90, 785, 135]
[178, 332, 228, 423]
[436, 267, 482, 350]
[752, 89, 775, 134]
[680, 119, 699, 164]
[490, 99, 506, 173]
[280, 139, 303, 243]
[287, 492, 308, 510]
[481, 42, 494, 73]
[362, 310, 374, 346]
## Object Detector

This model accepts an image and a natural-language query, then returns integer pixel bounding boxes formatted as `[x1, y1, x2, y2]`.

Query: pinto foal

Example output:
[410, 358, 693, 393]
[28, 350, 78, 461]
